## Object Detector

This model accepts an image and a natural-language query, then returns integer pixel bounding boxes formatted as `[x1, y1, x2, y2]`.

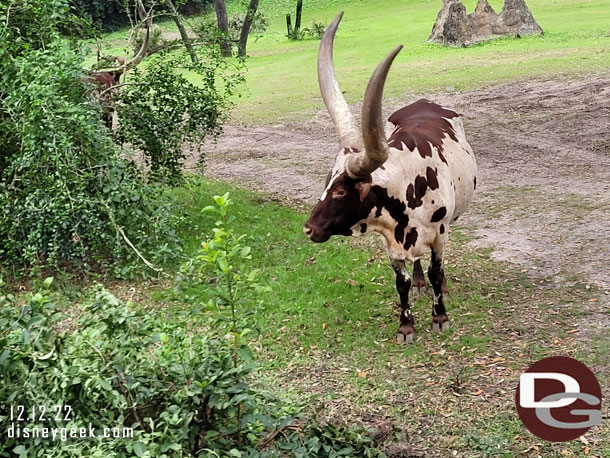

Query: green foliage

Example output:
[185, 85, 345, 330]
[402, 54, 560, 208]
[302, 19, 326, 40]
[69, 0, 127, 31]
[466, 432, 511, 455]
[116, 48, 244, 182]
[0, 0, 72, 56]
[293, 425, 385, 457]
[192, 15, 225, 46]
[0, 0, 179, 274]
[289, 19, 325, 40]
[0, 278, 263, 457]
[193, 193, 270, 333]
[178, 192, 386, 456]
[132, 24, 166, 55]
[182, 192, 272, 453]
[193, 10, 269, 52]
[286, 28, 305, 40]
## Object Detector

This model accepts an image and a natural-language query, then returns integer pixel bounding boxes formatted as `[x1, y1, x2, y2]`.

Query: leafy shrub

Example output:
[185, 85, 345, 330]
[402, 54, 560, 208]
[0, 1, 180, 274]
[193, 11, 269, 51]
[192, 15, 226, 47]
[303, 20, 326, 40]
[289, 20, 327, 41]
[116, 47, 244, 182]
[466, 432, 510, 455]
[0, 279, 264, 457]
[286, 27, 305, 40]
[69, 0, 127, 30]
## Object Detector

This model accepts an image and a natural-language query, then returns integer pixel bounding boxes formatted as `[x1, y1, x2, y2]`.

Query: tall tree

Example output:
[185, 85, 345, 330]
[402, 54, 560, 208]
[237, 0, 259, 57]
[295, 0, 303, 34]
[213, 0, 232, 57]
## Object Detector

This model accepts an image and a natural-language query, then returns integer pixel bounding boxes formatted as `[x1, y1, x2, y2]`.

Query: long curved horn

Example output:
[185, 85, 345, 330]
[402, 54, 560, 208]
[318, 12, 361, 149]
[346, 45, 403, 178]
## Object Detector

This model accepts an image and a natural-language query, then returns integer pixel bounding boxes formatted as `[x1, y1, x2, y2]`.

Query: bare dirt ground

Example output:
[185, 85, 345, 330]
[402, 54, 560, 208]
[195, 76, 610, 293]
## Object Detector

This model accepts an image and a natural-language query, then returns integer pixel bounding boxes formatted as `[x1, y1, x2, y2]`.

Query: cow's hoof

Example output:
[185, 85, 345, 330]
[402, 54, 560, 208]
[396, 325, 415, 344]
[431, 314, 449, 332]
[412, 285, 426, 295]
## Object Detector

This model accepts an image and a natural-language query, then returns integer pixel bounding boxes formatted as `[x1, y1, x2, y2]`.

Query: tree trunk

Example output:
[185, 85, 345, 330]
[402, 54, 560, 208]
[286, 14, 293, 36]
[213, 0, 232, 57]
[295, 0, 303, 32]
[238, 0, 259, 57]
[165, 0, 198, 63]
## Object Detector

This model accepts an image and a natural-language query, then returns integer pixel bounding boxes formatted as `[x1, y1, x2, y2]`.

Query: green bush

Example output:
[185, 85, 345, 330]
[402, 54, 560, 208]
[0, 278, 266, 457]
[193, 11, 269, 53]
[132, 25, 166, 55]
[0, 0, 186, 275]
[0, 42, 178, 273]
[303, 20, 326, 40]
[116, 48, 244, 183]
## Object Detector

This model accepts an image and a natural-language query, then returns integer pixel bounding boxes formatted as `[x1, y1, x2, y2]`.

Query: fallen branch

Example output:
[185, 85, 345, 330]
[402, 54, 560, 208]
[116, 225, 169, 277]
[258, 420, 304, 450]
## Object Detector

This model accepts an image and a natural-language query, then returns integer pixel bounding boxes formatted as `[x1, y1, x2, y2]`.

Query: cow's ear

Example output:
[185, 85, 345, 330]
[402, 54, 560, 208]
[355, 182, 371, 202]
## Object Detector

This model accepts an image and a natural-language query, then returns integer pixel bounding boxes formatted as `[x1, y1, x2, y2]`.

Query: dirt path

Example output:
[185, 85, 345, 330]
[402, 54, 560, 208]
[194, 76, 610, 297]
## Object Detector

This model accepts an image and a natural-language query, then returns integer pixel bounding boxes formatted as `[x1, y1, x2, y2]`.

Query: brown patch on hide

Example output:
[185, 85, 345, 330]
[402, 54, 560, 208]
[388, 99, 458, 162]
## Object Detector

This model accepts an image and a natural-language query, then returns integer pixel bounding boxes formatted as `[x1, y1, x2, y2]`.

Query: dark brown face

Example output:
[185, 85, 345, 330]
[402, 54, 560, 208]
[304, 172, 375, 242]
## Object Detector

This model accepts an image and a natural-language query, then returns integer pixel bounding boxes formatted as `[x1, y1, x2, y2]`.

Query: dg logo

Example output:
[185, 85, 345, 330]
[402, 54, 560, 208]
[516, 356, 603, 442]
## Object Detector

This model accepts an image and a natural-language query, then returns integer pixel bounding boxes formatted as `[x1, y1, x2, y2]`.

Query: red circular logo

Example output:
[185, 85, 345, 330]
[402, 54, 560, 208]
[516, 356, 602, 442]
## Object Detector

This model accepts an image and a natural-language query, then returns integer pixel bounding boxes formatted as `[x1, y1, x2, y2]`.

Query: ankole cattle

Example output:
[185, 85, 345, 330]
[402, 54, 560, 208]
[303, 13, 477, 344]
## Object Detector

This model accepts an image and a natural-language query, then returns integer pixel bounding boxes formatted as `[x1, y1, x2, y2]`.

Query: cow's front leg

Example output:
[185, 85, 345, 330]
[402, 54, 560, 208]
[428, 248, 449, 331]
[392, 259, 415, 344]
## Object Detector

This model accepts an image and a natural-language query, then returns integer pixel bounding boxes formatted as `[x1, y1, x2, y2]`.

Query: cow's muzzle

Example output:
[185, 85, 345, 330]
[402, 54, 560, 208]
[303, 224, 330, 243]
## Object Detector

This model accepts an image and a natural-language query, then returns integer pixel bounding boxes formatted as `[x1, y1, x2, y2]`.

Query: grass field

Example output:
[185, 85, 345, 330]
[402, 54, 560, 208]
[95, 0, 610, 123]
[138, 179, 607, 457]
[223, 0, 610, 122]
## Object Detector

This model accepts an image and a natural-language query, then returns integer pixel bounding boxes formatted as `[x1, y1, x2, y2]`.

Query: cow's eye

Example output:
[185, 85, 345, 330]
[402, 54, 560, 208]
[332, 188, 348, 199]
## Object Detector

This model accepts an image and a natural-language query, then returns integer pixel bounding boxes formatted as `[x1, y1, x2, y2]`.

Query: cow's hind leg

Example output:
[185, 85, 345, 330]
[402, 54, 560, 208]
[428, 249, 449, 331]
[412, 259, 426, 290]
[392, 259, 415, 344]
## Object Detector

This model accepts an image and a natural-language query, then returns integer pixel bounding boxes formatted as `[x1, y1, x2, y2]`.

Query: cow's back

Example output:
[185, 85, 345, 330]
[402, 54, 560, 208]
[388, 99, 477, 222]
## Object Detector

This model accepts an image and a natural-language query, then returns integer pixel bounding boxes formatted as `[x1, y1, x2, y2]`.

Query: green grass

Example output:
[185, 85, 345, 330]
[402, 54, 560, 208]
[8, 177, 607, 455]
[144, 178, 608, 457]
[225, 0, 610, 122]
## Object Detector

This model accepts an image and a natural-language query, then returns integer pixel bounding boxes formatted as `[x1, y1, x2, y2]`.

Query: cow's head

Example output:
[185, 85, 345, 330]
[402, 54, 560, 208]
[304, 12, 402, 243]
